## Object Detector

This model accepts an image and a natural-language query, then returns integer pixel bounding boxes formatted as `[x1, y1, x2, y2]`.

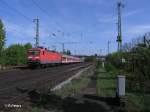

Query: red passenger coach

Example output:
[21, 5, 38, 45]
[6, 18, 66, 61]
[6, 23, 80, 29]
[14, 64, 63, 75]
[62, 55, 81, 63]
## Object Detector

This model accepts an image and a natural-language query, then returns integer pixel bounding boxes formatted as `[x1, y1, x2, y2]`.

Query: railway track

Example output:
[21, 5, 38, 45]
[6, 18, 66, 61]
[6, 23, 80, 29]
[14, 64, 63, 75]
[0, 63, 92, 109]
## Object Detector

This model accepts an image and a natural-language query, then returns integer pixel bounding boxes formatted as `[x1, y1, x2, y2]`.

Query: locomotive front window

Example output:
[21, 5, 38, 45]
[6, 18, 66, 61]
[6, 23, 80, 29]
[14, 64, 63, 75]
[28, 50, 40, 56]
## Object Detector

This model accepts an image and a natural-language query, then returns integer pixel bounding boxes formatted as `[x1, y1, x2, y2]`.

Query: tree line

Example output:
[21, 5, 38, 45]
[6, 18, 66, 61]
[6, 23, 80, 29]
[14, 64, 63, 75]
[0, 19, 32, 68]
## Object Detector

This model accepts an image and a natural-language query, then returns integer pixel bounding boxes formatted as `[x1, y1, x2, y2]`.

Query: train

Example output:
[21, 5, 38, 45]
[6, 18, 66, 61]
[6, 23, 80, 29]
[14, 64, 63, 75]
[27, 47, 83, 67]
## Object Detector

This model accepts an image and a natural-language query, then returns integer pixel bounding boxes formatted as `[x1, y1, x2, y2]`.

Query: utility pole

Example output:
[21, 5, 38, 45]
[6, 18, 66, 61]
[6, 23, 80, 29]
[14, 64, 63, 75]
[62, 43, 65, 53]
[100, 49, 102, 56]
[61, 42, 80, 53]
[108, 41, 111, 55]
[143, 35, 146, 47]
[74, 50, 77, 55]
[81, 32, 83, 41]
[33, 18, 39, 48]
[52, 45, 57, 51]
[117, 1, 124, 52]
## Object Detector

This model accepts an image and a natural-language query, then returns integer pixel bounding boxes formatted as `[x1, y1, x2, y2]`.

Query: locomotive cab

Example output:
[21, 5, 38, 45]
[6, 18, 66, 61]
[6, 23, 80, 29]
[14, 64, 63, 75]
[27, 48, 41, 66]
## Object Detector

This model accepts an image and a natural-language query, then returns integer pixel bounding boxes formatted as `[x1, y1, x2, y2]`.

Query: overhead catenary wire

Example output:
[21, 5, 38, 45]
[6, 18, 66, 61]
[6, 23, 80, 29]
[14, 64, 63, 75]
[30, 0, 92, 46]
[0, 1, 39, 46]
[0, 0, 32, 23]
[0, 0, 88, 53]
[0, 0, 55, 45]
[0, 0, 50, 32]
[30, 0, 64, 31]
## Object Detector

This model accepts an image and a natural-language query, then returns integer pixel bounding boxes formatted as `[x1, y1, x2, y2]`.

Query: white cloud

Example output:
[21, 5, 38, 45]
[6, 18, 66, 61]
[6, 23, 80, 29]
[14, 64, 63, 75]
[3, 20, 50, 40]
[79, 0, 106, 5]
[125, 24, 150, 37]
[97, 10, 140, 23]
[124, 10, 140, 17]
[98, 16, 116, 23]
[4, 20, 31, 37]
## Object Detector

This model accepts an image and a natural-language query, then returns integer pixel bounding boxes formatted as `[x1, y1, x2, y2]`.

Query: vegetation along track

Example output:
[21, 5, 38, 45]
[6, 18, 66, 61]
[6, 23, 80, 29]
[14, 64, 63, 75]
[0, 63, 92, 108]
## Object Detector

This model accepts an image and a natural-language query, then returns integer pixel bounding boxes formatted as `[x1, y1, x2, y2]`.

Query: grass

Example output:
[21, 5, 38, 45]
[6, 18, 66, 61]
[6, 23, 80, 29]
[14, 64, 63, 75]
[54, 67, 93, 97]
[96, 65, 150, 112]
[96, 68, 116, 97]
[55, 77, 90, 96]
[126, 92, 150, 112]
[31, 107, 40, 112]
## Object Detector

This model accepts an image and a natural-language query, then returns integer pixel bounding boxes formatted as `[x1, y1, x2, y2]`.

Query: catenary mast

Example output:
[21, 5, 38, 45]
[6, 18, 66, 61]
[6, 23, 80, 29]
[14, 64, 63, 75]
[117, 1, 124, 52]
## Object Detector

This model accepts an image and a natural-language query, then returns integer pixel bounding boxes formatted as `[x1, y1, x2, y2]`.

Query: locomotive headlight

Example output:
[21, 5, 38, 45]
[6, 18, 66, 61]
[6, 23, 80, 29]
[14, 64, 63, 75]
[34, 56, 40, 59]
[28, 56, 33, 59]
[28, 56, 40, 61]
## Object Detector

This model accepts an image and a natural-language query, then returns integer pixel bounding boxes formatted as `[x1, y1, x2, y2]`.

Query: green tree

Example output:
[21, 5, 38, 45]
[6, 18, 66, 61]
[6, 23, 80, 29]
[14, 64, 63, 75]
[24, 43, 32, 50]
[0, 19, 6, 55]
[0, 19, 6, 68]
[106, 52, 125, 70]
[63, 49, 71, 55]
[84, 56, 97, 62]
[4, 43, 32, 66]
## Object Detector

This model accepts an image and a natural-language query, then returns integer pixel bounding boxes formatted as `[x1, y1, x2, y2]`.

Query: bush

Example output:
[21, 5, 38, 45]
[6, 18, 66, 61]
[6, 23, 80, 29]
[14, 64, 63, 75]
[105, 62, 116, 72]
[2, 43, 32, 66]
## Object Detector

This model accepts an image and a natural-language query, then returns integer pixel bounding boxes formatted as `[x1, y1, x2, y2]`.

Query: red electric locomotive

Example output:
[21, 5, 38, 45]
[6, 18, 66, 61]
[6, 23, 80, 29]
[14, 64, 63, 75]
[27, 47, 62, 67]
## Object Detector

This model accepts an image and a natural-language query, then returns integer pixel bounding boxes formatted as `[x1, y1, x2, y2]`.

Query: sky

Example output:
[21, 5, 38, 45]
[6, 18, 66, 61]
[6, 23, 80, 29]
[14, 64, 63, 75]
[0, 0, 150, 55]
